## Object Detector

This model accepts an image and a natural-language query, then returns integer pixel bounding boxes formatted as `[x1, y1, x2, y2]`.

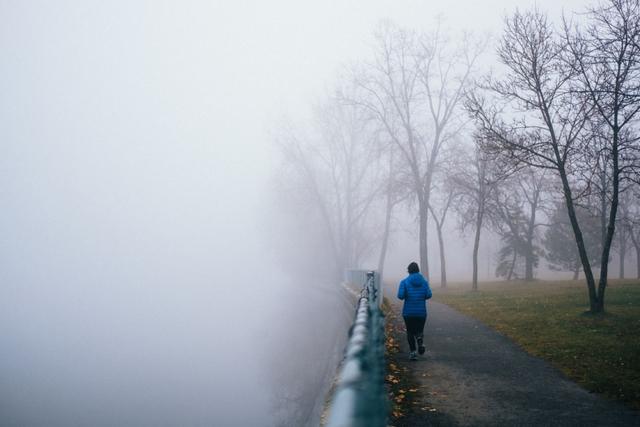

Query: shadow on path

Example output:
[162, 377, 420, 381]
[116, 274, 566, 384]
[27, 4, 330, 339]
[386, 299, 640, 427]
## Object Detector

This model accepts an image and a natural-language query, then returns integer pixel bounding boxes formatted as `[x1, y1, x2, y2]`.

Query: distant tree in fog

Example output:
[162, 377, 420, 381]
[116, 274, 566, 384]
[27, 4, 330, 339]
[492, 201, 536, 281]
[615, 216, 631, 279]
[622, 192, 640, 278]
[491, 168, 548, 281]
[428, 186, 457, 288]
[617, 191, 636, 278]
[428, 142, 464, 288]
[450, 141, 502, 290]
[614, 127, 640, 278]
[276, 94, 383, 280]
[343, 21, 484, 277]
[376, 147, 408, 279]
[544, 202, 602, 280]
[467, 1, 640, 313]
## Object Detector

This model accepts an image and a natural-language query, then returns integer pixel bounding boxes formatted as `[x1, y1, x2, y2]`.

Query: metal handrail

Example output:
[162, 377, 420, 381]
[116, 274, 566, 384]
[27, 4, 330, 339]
[326, 270, 387, 427]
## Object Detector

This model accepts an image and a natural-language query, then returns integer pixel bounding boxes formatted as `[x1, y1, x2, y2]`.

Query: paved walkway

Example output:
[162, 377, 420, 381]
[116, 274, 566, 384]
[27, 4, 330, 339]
[387, 300, 640, 427]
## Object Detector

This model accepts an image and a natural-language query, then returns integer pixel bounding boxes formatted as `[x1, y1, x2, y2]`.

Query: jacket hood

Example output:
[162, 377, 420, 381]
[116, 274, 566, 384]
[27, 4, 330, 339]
[407, 272, 424, 287]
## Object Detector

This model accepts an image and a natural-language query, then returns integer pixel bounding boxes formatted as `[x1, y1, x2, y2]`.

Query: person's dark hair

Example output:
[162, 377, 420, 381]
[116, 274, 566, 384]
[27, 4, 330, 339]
[407, 262, 420, 274]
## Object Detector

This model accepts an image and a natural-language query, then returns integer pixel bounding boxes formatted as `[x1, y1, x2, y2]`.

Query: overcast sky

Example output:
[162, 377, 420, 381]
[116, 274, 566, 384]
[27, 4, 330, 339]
[1, 0, 588, 266]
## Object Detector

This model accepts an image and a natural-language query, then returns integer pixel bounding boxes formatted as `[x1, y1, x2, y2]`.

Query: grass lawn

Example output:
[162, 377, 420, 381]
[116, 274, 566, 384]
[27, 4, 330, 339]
[434, 279, 640, 410]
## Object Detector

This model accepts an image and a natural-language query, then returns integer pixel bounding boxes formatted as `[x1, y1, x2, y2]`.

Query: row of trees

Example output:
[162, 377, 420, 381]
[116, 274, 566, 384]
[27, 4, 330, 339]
[275, 0, 640, 313]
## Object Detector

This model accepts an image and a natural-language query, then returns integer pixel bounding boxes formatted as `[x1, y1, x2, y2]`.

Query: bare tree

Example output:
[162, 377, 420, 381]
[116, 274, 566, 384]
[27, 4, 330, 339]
[451, 141, 501, 290]
[467, 5, 639, 312]
[428, 141, 465, 288]
[466, 9, 590, 292]
[376, 146, 409, 279]
[276, 95, 383, 280]
[563, 0, 640, 310]
[343, 21, 483, 277]
[428, 186, 457, 288]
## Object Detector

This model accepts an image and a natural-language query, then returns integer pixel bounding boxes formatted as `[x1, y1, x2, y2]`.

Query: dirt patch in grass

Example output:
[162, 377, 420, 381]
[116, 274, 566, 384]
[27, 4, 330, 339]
[435, 279, 640, 410]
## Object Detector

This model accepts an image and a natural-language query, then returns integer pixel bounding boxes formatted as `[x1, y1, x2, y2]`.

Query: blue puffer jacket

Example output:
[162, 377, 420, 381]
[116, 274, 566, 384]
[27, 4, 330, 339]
[397, 272, 432, 317]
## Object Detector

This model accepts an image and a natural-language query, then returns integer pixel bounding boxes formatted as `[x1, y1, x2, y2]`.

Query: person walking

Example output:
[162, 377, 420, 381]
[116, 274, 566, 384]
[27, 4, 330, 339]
[397, 262, 432, 360]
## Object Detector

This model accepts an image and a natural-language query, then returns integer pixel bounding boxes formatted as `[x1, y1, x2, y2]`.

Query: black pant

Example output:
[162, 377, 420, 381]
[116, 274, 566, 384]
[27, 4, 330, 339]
[403, 316, 426, 352]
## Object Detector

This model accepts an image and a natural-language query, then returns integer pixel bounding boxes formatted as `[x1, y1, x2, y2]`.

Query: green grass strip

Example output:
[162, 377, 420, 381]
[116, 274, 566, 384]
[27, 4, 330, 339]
[435, 279, 640, 410]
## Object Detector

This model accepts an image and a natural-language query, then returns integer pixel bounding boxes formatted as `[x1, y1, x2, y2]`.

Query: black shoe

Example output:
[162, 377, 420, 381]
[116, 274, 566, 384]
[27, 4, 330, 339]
[417, 337, 425, 355]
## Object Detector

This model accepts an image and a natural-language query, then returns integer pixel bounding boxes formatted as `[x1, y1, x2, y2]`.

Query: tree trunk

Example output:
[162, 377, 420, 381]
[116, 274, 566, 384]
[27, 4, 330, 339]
[596, 129, 621, 313]
[507, 249, 517, 281]
[600, 167, 608, 254]
[524, 199, 537, 281]
[429, 194, 453, 289]
[524, 248, 534, 281]
[436, 223, 447, 288]
[377, 189, 394, 281]
[619, 225, 626, 279]
[472, 204, 484, 291]
[636, 242, 640, 280]
[630, 229, 640, 279]
[418, 196, 430, 277]
[558, 166, 598, 312]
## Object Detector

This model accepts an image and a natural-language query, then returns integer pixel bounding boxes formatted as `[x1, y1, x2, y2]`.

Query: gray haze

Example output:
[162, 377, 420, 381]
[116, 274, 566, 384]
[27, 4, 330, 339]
[0, 0, 592, 426]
